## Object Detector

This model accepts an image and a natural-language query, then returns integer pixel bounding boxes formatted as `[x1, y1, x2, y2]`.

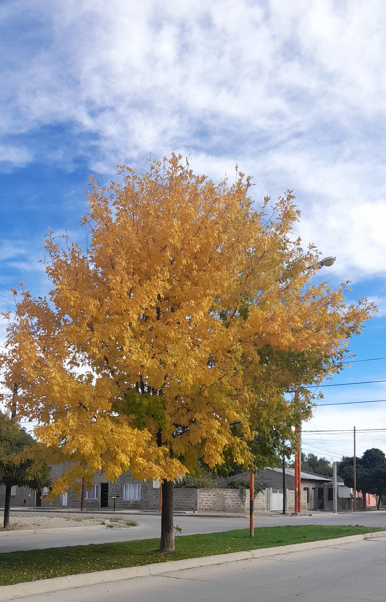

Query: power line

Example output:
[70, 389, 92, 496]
[302, 428, 386, 433]
[316, 398, 386, 407]
[316, 379, 386, 388]
[342, 357, 386, 363]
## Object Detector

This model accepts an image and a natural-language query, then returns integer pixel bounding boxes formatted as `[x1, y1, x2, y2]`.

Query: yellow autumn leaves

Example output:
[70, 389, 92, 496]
[0, 155, 374, 496]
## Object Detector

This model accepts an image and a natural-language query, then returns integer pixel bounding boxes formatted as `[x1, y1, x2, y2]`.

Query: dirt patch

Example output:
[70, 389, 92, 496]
[0, 515, 138, 532]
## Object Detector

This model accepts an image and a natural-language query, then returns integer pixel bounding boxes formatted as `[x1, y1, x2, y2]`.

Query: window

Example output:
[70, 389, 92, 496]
[84, 484, 98, 500]
[123, 484, 141, 501]
[42, 487, 49, 496]
[11, 486, 17, 496]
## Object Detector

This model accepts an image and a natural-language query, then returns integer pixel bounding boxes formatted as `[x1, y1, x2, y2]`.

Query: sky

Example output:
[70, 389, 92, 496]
[1, 0, 386, 464]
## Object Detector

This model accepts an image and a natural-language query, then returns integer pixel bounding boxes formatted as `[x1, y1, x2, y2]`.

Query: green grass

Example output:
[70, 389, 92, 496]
[0, 525, 383, 586]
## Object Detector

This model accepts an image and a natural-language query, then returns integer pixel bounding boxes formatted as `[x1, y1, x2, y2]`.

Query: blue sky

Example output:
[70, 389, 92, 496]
[1, 0, 386, 462]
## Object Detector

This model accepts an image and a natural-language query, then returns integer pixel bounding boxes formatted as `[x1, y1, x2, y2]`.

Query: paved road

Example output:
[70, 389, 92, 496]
[11, 534, 386, 601]
[1, 511, 386, 553]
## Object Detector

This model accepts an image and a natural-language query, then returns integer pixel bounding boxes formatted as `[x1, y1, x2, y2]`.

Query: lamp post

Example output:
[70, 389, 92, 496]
[293, 255, 336, 515]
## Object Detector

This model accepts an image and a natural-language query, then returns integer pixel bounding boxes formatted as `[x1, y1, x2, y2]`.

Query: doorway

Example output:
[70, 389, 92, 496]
[101, 483, 109, 508]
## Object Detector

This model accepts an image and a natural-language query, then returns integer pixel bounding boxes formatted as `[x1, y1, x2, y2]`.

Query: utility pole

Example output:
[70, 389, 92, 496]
[333, 461, 338, 513]
[282, 449, 286, 515]
[81, 478, 85, 512]
[294, 391, 301, 514]
[353, 426, 357, 512]
[11, 383, 18, 419]
[250, 467, 254, 537]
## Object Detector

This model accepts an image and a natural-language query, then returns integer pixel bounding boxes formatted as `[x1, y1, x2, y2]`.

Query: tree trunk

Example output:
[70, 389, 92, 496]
[377, 494, 383, 510]
[3, 484, 11, 529]
[159, 481, 174, 552]
[362, 491, 367, 510]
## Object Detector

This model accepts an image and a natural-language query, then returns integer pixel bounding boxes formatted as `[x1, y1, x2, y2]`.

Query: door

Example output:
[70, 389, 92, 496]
[101, 483, 109, 508]
[61, 492, 68, 506]
[36, 490, 42, 507]
[271, 489, 283, 511]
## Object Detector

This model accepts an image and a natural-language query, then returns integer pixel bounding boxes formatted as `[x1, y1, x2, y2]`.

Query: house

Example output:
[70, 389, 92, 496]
[230, 467, 347, 511]
[0, 463, 160, 511]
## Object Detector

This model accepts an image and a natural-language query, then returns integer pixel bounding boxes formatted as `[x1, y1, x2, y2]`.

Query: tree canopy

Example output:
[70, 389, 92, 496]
[0, 155, 374, 547]
[0, 411, 50, 527]
[340, 448, 386, 508]
[299, 453, 333, 477]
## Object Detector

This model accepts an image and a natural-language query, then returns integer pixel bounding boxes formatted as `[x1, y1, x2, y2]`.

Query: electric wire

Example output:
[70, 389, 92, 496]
[316, 399, 386, 407]
[342, 357, 386, 363]
[315, 379, 386, 388]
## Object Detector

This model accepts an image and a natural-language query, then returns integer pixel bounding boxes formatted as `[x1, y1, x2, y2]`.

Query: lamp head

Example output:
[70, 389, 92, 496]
[317, 256, 336, 269]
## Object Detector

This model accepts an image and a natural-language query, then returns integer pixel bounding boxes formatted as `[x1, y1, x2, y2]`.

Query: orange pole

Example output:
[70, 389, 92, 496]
[294, 391, 301, 514]
[250, 467, 254, 537]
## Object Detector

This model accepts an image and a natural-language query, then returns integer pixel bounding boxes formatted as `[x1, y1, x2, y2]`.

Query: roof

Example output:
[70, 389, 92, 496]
[270, 467, 334, 482]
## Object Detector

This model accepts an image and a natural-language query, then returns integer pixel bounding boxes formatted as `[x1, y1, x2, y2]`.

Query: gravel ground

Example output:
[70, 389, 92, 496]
[1, 514, 138, 532]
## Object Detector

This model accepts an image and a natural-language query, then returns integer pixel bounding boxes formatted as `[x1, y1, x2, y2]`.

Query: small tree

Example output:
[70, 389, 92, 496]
[0, 411, 50, 528]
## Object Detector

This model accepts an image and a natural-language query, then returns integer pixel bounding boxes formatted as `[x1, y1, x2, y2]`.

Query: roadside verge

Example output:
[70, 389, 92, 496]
[1, 531, 384, 601]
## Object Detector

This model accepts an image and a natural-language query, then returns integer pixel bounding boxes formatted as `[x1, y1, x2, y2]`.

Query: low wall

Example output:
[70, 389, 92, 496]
[197, 488, 246, 513]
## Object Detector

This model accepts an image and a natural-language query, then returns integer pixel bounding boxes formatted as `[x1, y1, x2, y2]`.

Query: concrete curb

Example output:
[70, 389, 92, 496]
[0, 525, 110, 538]
[0, 531, 385, 601]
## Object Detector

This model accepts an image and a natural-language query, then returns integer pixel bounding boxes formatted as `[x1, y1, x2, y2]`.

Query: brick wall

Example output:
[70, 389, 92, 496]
[197, 489, 247, 513]
[285, 489, 307, 512]
[245, 491, 266, 513]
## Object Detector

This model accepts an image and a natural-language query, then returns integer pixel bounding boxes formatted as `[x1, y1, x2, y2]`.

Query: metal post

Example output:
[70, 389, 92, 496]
[294, 391, 301, 514]
[353, 426, 357, 512]
[11, 383, 17, 419]
[282, 452, 286, 515]
[250, 467, 254, 537]
[333, 461, 338, 513]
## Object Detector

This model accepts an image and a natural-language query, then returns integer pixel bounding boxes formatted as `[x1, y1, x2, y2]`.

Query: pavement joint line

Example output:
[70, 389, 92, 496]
[0, 531, 385, 601]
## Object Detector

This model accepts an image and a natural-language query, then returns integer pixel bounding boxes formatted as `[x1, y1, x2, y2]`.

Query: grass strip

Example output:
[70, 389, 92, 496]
[0, 525, 383, 586]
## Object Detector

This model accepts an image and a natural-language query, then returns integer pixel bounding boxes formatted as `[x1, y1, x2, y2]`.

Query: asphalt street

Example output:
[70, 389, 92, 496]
[1, 511, 386, 553]
[10, 534, 386, 602]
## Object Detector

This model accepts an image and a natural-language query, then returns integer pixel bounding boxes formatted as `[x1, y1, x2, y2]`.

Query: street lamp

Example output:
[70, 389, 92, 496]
[317, 256, 336, 269]
[294, 255, 336, 514]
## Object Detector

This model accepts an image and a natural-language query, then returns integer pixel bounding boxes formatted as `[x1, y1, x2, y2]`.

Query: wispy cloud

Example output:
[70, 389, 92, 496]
[2, 0, 386, 279]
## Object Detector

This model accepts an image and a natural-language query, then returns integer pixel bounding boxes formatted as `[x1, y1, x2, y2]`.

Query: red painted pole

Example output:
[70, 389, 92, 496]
[250, 467, 254, 537]
[294, 391, 301, 514]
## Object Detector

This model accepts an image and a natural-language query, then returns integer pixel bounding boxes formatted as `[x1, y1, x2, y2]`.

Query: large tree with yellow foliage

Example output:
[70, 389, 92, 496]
[0, 156, 373, 551]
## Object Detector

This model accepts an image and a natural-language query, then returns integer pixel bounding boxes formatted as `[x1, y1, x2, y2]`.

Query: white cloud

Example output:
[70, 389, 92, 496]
[2, 1, 386, 277]
[0, 145, 32, 167]
[304, 402, 386, 461]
